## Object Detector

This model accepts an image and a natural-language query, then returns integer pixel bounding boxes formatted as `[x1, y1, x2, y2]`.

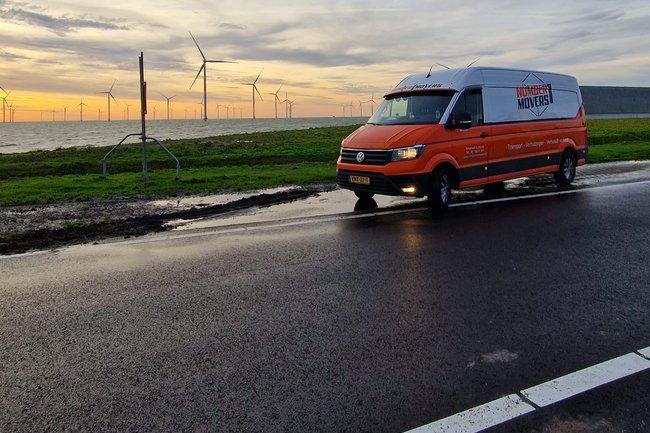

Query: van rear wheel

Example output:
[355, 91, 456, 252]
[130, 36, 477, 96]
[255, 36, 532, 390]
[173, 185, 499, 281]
[555, 150, 576, 185]
[428, 166, 452, 213]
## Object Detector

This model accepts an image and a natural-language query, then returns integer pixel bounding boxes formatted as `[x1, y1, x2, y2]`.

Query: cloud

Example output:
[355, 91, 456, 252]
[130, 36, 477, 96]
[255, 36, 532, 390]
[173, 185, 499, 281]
[219, 22, 246, 31]
[0, 2, 128, 35]
[0, 48, 30, 61]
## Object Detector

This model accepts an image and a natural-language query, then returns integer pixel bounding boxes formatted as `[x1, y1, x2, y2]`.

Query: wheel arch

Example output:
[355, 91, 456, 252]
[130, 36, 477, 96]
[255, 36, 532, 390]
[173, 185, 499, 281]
[425, 154, 461, 189]
[432, 161, 461, 190]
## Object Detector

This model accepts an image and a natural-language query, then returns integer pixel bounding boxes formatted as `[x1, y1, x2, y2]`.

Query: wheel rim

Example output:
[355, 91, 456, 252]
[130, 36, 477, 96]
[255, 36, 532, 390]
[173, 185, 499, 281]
[440, 173, 450, 204]
[563, 156, 575, 180]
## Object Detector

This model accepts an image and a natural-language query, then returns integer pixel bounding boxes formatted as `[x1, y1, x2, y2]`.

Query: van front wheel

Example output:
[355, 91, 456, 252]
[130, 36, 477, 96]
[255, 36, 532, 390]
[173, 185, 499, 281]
[354, 191, 374, 200]
[555, 150, 576, 185]
[428, 166, 452, 212]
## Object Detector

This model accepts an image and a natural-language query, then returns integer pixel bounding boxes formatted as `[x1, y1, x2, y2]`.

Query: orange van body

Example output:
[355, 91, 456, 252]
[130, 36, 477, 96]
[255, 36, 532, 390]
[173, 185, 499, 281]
[336, 67, 588, 206]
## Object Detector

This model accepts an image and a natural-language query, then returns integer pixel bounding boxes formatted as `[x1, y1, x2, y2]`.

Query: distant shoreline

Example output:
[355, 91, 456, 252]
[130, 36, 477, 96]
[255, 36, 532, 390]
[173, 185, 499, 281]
[0, 117, 369, 154]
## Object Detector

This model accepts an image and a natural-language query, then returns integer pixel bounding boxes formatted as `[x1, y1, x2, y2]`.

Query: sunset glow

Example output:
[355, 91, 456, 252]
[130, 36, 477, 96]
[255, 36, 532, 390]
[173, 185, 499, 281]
[1, 0, 650, 122]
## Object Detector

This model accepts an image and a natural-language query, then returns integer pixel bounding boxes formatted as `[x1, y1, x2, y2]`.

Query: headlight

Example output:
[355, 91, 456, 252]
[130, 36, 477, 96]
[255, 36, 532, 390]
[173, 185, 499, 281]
[390, 144, 425, 162]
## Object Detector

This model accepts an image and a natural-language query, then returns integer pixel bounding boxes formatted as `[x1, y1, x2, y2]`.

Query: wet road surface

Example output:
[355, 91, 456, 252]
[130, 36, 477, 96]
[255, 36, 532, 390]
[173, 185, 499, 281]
[1, 174, 649, 432]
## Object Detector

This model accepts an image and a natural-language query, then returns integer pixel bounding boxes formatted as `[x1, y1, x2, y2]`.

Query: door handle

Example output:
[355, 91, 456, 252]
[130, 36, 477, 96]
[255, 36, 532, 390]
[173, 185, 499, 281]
[480, 132, 488, 138]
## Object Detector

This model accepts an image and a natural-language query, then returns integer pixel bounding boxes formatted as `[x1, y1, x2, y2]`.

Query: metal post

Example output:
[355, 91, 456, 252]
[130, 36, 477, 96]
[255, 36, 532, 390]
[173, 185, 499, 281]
[139, 52, 149, 182]
[102, 52, 179, 181]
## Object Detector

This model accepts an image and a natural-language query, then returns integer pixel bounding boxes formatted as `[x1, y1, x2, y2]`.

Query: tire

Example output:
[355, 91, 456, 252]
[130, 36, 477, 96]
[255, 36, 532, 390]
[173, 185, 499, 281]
[554, 150, 576, 185]
[428, 166, 452, 213]
[354, 191, 374, 200]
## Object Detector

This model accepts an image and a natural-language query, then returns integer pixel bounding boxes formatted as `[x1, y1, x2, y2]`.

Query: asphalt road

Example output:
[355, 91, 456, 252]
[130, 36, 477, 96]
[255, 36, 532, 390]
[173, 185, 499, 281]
[2, 180, 649, 432]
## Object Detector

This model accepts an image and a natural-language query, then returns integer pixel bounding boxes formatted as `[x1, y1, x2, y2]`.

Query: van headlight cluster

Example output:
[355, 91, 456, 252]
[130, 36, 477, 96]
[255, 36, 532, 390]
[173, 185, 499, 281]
[390, 144, 425, 162]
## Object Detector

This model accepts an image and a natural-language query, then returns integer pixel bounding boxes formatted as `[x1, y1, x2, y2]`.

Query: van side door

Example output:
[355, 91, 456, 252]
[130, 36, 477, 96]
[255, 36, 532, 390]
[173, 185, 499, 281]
[449, 89, 490, 187]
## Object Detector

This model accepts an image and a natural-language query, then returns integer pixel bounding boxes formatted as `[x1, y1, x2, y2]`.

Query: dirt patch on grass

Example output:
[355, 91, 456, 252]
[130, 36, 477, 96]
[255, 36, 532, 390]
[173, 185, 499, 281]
[0, 186, 332, 255]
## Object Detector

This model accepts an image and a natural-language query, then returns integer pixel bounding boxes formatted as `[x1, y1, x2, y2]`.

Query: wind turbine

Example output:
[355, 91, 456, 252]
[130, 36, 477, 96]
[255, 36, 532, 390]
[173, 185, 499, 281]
[197, 99, 204, 119]
[284, 91, 290, 118]
[242, 69, 263, 119]
[159, 93, 176, 120]
[267, 84, 283, 119]
[368, 94, 377, 115]
[77, 97, 87, 122]
[99, 80, 117, 121]
[287, 100, 295, 119]
[189, 31, 237, 121]
[359, 100, 364, 117]
[1, 86, 9, 123]
[126, 104, 132, 121]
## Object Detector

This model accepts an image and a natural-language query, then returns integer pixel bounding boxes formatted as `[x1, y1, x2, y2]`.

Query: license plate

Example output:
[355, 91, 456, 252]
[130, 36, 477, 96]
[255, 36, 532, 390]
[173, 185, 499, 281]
[349, 175, 370, 185]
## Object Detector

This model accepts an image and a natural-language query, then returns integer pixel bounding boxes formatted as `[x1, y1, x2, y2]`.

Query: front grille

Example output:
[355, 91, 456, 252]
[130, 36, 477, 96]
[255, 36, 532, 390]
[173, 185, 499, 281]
[341, 148, 391, 165]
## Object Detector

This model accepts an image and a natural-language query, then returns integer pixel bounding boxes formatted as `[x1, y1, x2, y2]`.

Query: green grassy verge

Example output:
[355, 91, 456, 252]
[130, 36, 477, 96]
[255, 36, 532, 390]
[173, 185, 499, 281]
[0, 120, 648, 204]
[586, 118, 650, 163]
[0, 126, 359, 204]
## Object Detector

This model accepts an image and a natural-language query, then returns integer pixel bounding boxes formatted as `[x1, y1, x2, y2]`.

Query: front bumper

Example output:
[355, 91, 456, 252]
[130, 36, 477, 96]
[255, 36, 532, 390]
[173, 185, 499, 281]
[337, 170, 430, 197]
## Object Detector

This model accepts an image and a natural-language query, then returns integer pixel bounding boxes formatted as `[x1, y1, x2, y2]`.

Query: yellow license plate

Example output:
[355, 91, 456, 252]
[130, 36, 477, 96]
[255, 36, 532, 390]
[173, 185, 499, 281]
[349, 175, 370, 185]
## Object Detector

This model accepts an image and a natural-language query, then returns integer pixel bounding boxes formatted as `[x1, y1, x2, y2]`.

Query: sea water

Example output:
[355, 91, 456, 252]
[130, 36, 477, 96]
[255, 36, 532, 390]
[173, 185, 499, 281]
[0, 117, 367, 154]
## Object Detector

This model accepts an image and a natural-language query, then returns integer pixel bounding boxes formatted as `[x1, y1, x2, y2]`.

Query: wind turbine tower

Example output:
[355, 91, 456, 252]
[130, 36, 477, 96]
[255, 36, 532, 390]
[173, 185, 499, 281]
[1, 86, 9, 123]
[78, 97, 87, 122]
[267, 84, 283, 119]
[160, 93, 176, 120]
[242, 69, 263, 119]
[99, 80, 117, 121]
[189, 32, 237, 121]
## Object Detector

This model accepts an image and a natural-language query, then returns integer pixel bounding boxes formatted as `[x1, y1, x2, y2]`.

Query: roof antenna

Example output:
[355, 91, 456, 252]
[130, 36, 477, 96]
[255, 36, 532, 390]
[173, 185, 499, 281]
[426, 65, 434, 78]
[437, 63, 450, 70]
[467, 58, 480, 67]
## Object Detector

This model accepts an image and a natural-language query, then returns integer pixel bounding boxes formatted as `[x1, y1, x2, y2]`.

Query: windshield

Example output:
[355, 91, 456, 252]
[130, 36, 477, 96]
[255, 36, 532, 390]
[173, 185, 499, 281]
[367, 91, 455, 125]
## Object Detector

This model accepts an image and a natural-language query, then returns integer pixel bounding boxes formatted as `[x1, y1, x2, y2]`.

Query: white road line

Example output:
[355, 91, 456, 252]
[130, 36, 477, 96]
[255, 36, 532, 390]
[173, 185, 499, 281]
[404, 348, 650, 433]
[638, 346, 650, 360]
[404, 395, 535, 433]
[521, 352, 650, 407]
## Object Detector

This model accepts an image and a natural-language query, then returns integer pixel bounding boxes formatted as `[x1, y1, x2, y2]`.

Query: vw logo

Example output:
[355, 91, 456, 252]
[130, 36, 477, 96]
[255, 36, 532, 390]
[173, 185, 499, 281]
[356, 152, 365, 163]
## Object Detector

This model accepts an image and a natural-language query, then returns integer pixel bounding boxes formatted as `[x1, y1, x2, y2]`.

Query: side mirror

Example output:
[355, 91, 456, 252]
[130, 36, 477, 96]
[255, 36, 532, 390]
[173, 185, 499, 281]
[445, 112, 472, 129]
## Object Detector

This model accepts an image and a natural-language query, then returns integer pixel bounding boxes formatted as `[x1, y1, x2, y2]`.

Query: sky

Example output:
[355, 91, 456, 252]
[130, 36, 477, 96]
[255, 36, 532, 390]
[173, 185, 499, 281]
[1, 0, 649, 121]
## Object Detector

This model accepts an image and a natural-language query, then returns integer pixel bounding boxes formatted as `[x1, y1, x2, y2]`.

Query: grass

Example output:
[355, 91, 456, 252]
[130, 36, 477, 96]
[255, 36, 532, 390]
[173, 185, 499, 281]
[0, 119, 648, 204]
[587, 118, 650, 163]
[0, 125, 358, 204]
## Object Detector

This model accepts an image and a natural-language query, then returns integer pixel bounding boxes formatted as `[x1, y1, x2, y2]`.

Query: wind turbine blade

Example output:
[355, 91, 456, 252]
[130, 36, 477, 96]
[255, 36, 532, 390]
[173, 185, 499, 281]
[206, 59, 238, 64]
[190, 64, 204, 89]
[110, 94, 117, 103]
[254, 85, 263, 100]
[467, 57, 480, 67]
[0, 86, 7, 95]
[109, 79, 116, 92]
[253, 69, 263, 84]
[437, 63, 450, 70]
[189, 31, 206, 60]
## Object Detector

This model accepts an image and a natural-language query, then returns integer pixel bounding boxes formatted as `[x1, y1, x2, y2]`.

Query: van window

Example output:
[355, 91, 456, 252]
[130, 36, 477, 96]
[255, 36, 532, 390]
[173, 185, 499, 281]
[451, 89, 484, 126]
[368, 91, 455, 125]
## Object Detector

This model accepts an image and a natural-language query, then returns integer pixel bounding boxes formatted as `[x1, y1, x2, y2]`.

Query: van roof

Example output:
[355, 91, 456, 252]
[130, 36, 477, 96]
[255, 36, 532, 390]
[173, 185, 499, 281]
[388, 66, 580, 96]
